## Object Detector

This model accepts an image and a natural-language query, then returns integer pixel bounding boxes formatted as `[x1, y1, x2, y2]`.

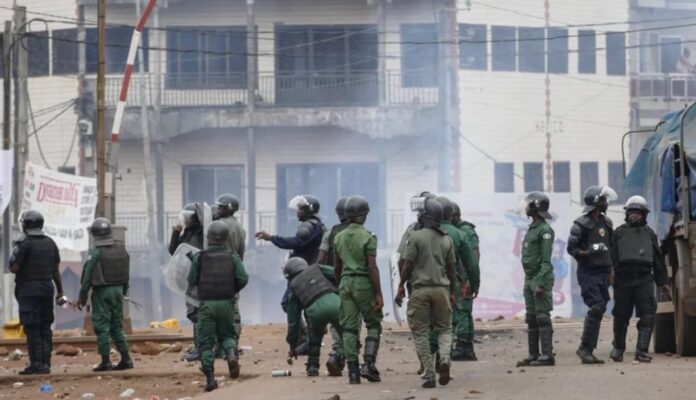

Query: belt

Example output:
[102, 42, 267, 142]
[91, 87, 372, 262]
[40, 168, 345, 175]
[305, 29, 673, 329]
[342, 273, 369, 277]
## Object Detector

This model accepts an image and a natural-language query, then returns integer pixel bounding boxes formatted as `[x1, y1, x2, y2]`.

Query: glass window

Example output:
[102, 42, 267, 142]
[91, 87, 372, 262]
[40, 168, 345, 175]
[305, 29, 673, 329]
[183, 165, 244, 207]
[400, 24, 438, 87]
[578, 29, 596, 74]
[494, 162, 514, 193]
[459, 24, 487, 70]
[86, 27, 149, 74]
[553, 161, 571, 193]
[27, 31, 49, 77]
[492, 26, 516, 71]
[547, 27, 568, 74]
[660, 36, 682, 73]
[580, 162, 599, 200]
[52, 28, 79, 75]
[606, 32, 626, 76]
[518, 27, 545, 73]
[524, 162, 544, 192]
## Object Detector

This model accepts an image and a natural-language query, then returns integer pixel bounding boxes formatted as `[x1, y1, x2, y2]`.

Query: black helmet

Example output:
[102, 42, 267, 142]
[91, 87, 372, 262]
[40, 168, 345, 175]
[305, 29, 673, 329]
[335, 197, 349, 222]
[206, 220, 229, 245]
[289, 195, 320, 216]
[417, 198, 444, 229]
[90, 217, 114, 246]
[20, 210, 44, 236]
[624, 195, 649, 215]
[582, 186, 618, 213]
[283, 257, 308, 280]
[451, 202, 461, 218]
[435, 196, 453, 221]
[344, 195, 370, 221]
[180, 203, 202, 225]
[216, 194, 240, 214]
[525, 192, 552, 220]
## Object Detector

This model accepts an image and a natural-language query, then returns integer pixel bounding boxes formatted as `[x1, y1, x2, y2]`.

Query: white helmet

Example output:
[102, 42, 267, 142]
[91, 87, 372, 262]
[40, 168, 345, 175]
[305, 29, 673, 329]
[624, 195, 649, 214]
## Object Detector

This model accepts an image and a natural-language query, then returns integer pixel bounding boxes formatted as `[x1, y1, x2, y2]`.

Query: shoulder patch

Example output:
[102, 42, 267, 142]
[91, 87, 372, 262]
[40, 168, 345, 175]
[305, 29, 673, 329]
[542, 233, 553, 240]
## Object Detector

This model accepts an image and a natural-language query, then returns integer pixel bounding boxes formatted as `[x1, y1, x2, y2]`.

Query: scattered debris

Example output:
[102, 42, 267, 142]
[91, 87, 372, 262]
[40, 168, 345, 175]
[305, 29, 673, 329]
[507, 370, 513, 374]
[119, 388, 136, 398]
[81, 394, 95, 399]
[12, 382, 24, 389]
[40, 384, 52, 393]
[0, 347, 9, 356]
[325, 395, 340, 400]
[9, 349, 23, 361]
[470, 390, 483, 394]
[132, 342, 162, 356]
[56, 344, 81, 357]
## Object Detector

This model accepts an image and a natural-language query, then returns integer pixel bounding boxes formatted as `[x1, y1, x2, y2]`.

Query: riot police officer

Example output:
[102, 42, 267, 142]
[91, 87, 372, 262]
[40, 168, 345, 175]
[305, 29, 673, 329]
[610, 196, 670, 363]
[567, 186, 618, 364]
[284, 257, 344, 376]
[334, 195, 383, 385]
[517, 192, 556, 367]
[9, 210, 65, 375]
[77, 218, 133, 372]
[187, 221, 249, 392]
[316, 197, 350, 265]
[170, 203, 206, 362]
[395, 197, 456, 389]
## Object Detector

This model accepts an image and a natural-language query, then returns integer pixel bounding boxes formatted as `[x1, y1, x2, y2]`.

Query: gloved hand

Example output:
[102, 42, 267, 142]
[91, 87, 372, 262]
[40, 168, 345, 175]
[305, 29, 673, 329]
[589, 243, 609, 254]
[77, 298, 86, 311]
[56, 293, 68, 307]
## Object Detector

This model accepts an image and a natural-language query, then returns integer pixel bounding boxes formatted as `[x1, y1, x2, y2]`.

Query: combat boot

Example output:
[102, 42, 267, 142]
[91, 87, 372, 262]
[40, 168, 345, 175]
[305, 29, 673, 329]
[93, 354, 113, 372]
[530, 316, 555, 366]
[295, 339, 309, 356]
[635, 317, 654, 363]
[182, 346, 201, 362]
[461, 341, 478, 361]
[325, 353, 344, 377]
[437, 356, 451, 386]
[19, 333, 42, 375]
[360, 337, 381, 383]
[517, 322, 539, 367]
[204, 369, 218, 392]
[451, 339, 468, 361]
[610, 347, 624, 362]
[610, 318, 627, 362]
[306, 359, 320, 377]
[576, 347, 604, 364]
[38, 334, 52, 374]
[113, 351, 134, 371]
[347, 361, 361, 384]
[226, 348, 240, 379]
[577, 313, 604, 364]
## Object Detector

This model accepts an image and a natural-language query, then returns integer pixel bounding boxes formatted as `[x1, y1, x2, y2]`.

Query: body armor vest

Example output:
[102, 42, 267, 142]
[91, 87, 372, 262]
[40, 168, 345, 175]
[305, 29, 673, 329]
[92, 241, 130, 287]
[17, 236, 56, 282]
[198, 250, 236, 301]
[326, 223, 349, 267]
[291, 218, 323, 264]
[617, 226, 653, 267]
[587, 219, 613, 267]
[289, 264, 337, 309]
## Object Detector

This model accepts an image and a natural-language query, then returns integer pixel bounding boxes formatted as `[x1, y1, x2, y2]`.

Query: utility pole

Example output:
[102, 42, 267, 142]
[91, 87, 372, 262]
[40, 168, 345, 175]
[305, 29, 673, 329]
[246, 0, 257, 245]
[543, 0, 553, 192]
[377, 0, 387, 107]
[153, 3, 164, 245]
[96, 0, 106, 218]
[437, 0, 459, 192]
[2, 20, 12, 324]
[13, 6, 27, 216]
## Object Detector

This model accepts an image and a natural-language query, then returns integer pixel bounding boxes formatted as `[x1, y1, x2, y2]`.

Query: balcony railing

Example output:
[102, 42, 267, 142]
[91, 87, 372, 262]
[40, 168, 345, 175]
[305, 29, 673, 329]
[630, 73, 696, 101]
[94, 71, 438, 109]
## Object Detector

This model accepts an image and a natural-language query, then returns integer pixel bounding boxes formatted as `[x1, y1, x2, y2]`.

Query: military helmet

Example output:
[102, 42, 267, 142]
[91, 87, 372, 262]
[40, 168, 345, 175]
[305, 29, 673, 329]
[180, 202, 203, 225]
[451, 202, 461, 218]
[416, 197, 444, 229]
[206, 220, 229, 245]
[525, 192, 553, 220]
[582, 186, 618, 213]
[344, 195, 370, 220]
[216, 194, 240, 213]
[283, 257, 308, 280]
[335, 197, 349, 221]
[20, 209, 44, 236]
[210, 204, 220, 221]
[624, 195, 649, 215]
[90, 217, 112, 237]
[288, 195, 320, 215]
[435, 196, 453, 221]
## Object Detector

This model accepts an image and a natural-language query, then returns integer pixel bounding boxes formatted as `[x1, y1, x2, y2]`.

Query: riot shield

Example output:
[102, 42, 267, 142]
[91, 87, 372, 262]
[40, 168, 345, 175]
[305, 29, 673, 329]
[164, 243, 200, 296]
[390, 251, 407, 325]
[202, 202, 212, 248]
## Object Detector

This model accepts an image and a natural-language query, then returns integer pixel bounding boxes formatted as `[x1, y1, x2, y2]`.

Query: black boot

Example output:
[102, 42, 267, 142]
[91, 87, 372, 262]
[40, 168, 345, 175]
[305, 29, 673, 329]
[530, 315, 555, 366]
[19, 332, 42, 375]
[451, 339, 469, 361]
[577, 313, 604, 364]
[517, 319, 539, 367]
[183, 328, 201, 362]
[306, 358, 320, 377]
[347, 361, 361, 384]
[635, 316, 654, 363]
[610, 318, 627, 362]
[93, 354, 113, 372]
[294, 340, 309, 356]
[360, 337, 381, 383]
[113, 351, 134, 371]
[227, 348, 240, 379]
[326, 353, 344, 377]
[37, 331, 52, 374]
[204, 369, 218, 392]
[461, 341, 478, 361]
[437, 356, 451, 386]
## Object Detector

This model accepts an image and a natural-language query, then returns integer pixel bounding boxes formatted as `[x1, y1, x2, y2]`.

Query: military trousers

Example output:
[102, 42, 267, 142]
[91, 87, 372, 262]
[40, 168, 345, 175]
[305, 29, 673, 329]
[91, 285, 129, 356]
[407, 286, 452, 379]
[197, 299, 237, 372]
[612, 278, 657, 350]
[523, 278, 554, 317]
[339, 275, 383, 362]
[306, 293, 343, 364]
[18, 294, 54, 367]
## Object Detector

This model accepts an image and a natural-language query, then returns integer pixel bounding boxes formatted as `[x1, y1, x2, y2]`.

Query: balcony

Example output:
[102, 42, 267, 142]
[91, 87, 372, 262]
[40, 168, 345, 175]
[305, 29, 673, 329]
[630, 73, 696, 127]
[95, 71, 438, 109]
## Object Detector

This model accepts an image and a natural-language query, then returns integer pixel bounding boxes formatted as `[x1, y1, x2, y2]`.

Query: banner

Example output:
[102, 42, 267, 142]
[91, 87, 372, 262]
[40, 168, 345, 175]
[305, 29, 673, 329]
[23, 163, 97, 251]
[397, 193, 574, 320]
[0, 150, 12, 214]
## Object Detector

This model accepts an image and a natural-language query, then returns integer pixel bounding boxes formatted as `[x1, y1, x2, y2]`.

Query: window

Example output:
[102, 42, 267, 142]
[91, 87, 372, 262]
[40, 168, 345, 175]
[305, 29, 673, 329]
[52, 28, 78, 75]
[87, 26, 149, 74]
[459, 24, 487, 70]
[492, 26, 516, 71]
[167, 27, 245, 89]
[660, 36, 682, 73]
[580, 162, 599, 200]
[578, 30, 596, 74]
[524, 162, 544, 192]
[606, 32, 626, 76]
[547, 27, 568, 74]
[400, 24, 438, 87]
[27, 31, 49, 77]
[553, 161, 571, 193]
[494, 162, 514, 193]
[518, 27, 545, 73]
[182, 165, 244, 207]
[276, 163, 384, 238]
[608, 161, 627, 202]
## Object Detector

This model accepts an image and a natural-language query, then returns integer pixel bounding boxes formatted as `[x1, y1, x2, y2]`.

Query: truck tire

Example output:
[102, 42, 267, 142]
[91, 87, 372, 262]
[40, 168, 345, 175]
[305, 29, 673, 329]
[654, 313, 676, 353]
[675, 289, 696, 356]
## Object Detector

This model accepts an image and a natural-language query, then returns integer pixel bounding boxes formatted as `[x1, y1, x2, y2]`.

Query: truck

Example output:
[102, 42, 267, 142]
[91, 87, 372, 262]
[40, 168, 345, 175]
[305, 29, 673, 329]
[625, 102, 696, 356]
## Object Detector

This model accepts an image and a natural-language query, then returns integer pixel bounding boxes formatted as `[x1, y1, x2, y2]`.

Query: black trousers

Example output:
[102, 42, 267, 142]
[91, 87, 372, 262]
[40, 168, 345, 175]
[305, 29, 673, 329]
[612, 279, 656, 322]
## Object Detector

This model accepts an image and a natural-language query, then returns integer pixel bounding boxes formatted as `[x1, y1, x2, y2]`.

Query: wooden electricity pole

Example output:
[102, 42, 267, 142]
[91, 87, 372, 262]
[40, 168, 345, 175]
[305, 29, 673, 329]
[96, 0, 106, 218]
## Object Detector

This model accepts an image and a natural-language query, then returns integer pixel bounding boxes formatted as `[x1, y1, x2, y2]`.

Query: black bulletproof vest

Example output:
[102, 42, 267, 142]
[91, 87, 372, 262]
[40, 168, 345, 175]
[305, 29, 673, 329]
[326, 223, 349, 267]
[198, 250, 236, 301]
[289, 264, 337, 309]
[585, 219, 613, 268]
[92, 241, 130, 287]
[617, 226, 653, 267]
[17, 236, 56, 282]
[291, 218, 323, 264]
